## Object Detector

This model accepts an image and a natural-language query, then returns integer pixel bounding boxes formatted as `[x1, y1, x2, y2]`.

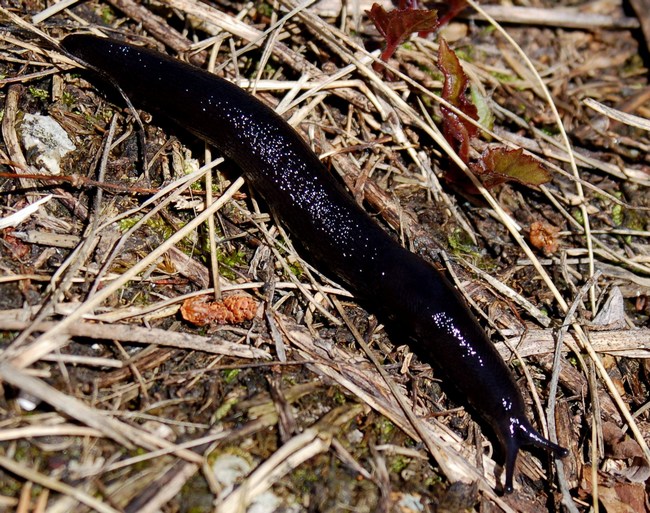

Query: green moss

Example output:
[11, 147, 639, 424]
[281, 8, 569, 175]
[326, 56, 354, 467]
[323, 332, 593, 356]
[216, 248, 247, 279]
[286, 261, 303, 278]
[541, 126, 561, 136]
[128, 447, 151, 472]
[0, 474, 22, 495]
[447, 228, 477, 256]
[100, 6, 115, 24]
[448, 229, 498, 273]
[222, 368, 241, 384]
[219, 248, 246, 268]
[292, 467, 321, 492]
[404, 437, 417, 448]
[147, 216, 175, 241]
[420, 94, 437, 110]
[389, 455, 410, 473]
[213, 395, 240, 422]
[623, 54, 645, 74]
[377, 418, 396, 443]
[571, 208, 584, 225]
[489, 71, 516, 83]
[187, 507, 208, 513]
[425, 474, 445, 488]
[0, 330, 17, 343]
[256, 1, 274, 17]
[611, 204, 624, 226]
[84, 110, 114, 127]
[61, 91, 75, 107]
[332, 389, 347, 405]
[118, 215, 143, 232]
[28, 86, 49, 101]
[119, 214, 188, 245]
[454, 48, 473, 63]
[625, 209, 647, 231]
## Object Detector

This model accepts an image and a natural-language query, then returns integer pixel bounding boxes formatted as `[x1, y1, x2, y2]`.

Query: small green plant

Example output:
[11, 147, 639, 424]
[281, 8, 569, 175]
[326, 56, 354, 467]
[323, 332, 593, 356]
[100, 5, 115, 24]
[28, 86, 49, 101]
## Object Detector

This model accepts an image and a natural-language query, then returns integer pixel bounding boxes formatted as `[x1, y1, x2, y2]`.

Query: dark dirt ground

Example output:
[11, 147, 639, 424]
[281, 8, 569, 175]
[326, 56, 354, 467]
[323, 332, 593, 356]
[1, 0, 650, 511]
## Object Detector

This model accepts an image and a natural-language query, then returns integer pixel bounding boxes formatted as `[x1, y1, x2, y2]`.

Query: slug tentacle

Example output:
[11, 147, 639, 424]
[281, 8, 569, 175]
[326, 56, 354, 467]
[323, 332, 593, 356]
[60, 33, 567, 493]
[502, 416, 569, 493]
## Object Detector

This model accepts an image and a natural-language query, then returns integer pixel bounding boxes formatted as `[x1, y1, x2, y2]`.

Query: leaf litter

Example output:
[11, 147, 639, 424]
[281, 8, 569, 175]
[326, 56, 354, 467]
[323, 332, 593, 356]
[0, 0, 649, 511]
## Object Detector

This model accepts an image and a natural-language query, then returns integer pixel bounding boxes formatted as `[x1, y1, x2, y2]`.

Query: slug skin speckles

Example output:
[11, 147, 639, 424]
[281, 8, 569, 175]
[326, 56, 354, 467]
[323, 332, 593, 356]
[62, 34, 568, 493]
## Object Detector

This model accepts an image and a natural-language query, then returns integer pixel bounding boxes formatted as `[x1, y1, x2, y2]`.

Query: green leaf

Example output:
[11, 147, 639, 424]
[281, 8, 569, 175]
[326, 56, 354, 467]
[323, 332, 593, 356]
[472, 147, 551, 188]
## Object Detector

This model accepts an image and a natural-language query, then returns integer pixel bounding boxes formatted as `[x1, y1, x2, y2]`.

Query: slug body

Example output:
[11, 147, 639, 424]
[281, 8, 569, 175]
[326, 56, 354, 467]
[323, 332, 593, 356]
[61, 34, 567, 492]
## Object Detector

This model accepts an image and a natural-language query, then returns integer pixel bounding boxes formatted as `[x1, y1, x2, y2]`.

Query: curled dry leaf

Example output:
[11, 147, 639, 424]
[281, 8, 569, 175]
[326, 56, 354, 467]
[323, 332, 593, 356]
[602, 421, 645, 460]
[181, 295, 258, 326]
[529, 220, 561, 256]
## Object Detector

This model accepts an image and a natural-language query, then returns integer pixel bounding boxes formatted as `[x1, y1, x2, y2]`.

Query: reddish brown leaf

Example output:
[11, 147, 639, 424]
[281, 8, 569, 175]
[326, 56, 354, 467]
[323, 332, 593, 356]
[471, 147, 551, 188]
[367, 4, 438, 61]
[396, 0, 469, 30]
[438, 38, 478, 163]
[442, 110, 473, 164]
[433, 0, 469, 29]
[398, 0, 421, 8]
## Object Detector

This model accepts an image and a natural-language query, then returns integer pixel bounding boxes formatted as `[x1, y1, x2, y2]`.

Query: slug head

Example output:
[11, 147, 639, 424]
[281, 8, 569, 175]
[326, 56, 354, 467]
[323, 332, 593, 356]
[501, 416, 569, 493]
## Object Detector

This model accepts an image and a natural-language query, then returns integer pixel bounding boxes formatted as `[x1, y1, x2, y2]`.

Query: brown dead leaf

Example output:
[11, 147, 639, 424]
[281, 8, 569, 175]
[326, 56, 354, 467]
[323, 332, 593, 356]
[582, 467, 648, 513]
[181, 295, 258, 326]
[602, 421, 645, 460]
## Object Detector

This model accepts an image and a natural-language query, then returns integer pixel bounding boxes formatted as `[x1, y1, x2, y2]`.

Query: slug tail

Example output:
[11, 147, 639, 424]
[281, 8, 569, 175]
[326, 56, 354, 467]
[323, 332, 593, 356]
[503, 418, 569, 493]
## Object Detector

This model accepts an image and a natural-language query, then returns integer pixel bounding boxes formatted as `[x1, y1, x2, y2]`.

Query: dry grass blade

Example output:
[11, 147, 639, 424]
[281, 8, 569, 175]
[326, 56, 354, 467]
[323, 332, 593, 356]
[0, 318, 271, 359]
[584, 97, 650, 132]
[0, 425, 102, 442]
[465, 5, 640, 30]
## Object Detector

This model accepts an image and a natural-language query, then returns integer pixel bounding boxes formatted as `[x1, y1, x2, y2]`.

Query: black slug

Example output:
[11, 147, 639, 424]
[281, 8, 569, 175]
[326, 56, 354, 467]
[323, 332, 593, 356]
[61, 34, 568, 492]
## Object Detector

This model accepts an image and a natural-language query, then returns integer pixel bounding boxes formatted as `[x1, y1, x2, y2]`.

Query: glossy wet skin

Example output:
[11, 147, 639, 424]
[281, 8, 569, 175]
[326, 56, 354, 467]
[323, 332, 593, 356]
[61, 34, 568, 492]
